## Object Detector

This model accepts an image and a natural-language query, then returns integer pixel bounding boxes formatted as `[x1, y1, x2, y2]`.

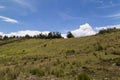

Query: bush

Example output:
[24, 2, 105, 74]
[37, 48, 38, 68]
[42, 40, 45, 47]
[96, 42, 103, 51]
[30, 68, 45, 77]
[0, 68, 19, 80]
[111, 50, 120, 55]
[113, 58, 120, 66]
[53, 69, 64, 77]
[98, 27, 119, 34]
[67, 32, 74, 38]
[65, 49, 75, 55]
[77, 73, 90, 80]
[93, 53, 97, 57]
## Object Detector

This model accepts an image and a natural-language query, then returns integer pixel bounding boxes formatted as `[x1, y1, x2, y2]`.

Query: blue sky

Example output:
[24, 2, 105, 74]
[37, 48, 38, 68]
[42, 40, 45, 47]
[0, 0, 120, 36]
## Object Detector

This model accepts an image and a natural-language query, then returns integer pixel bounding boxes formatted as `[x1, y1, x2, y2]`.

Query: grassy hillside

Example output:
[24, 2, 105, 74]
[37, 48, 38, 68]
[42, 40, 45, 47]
[0, 30, 120, 80]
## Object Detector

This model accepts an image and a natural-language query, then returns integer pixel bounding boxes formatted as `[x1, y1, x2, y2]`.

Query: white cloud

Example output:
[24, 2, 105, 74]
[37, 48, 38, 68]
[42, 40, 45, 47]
[0, 32, 4, 36]
[97, 0, 120, 9]
[13, 0, 30, 7]
[61, 34, 67, 38]
[98, 3, 120, 8]
[96, 24, 120, 31]
[69, 23, 120, 38]
[107, 13, 120, 19]
[0, 16, 18, 24]
[4, 30, 50, 37]
[12, 0, 35, 12]
[71, 23, 96, 37]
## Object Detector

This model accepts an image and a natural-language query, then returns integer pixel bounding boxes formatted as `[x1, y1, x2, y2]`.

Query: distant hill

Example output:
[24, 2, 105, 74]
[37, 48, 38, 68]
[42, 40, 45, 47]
[0, 28, 120, 80]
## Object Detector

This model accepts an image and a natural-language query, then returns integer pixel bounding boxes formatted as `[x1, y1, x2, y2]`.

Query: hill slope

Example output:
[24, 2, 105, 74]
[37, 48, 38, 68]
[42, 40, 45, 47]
[0, 31, 120, 80]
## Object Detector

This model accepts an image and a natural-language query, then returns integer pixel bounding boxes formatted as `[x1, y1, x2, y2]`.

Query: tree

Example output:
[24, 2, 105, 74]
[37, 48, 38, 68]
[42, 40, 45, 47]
[53, 32, 62, 39]
[3, 35, 9, 40]
[98, 27, 119, 34]
[25, 34, 31, 39]
[0, 35, 2, 40]
[67, 32, 74, 38]
[47, 32, 62, 39]
[48, 32, 53, 39]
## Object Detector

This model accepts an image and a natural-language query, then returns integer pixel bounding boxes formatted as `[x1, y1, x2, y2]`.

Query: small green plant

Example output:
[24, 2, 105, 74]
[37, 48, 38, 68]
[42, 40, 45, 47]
[53, 69, 64, 77]
[22, 50, 25, 52]
[96, 42, 103, 51]
[111, 50, 120, 55]
[43, 44, 47, 47]
[93, 53, 97, 57]
[30, 68, 45, 77]
[77, 73, 90, 80]
[65, 49, 75, 55]
[113, 58, 120, 66]
[53, 59, 61, 66]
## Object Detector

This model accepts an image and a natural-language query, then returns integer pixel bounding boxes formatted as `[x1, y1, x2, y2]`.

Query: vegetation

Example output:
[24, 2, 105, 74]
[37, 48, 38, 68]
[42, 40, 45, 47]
[98, 27, 120, 34]
[0, 28, 119, 80]
[67, 31, 74, 38]
[30, 68, 45, 77]
[77, 73, 90, 80]
[0, 31, 63, 40]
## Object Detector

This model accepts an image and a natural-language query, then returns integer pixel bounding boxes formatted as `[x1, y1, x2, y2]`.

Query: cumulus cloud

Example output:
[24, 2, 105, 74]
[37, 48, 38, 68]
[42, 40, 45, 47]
[61, 34, 67, 38]
[71, 23, 96, 37]
[95, 24, 120, 31]
[0, 16, 18, 24]
[0, 32, 4, 36]
[3, 30, 49, 37]
[71, 23, 120, 38]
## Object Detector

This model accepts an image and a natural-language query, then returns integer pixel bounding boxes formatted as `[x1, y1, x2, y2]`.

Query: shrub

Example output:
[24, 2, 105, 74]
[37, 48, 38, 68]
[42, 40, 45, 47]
[70, 69, 76, 76]
[30, 68, 45, 77]
[93, 53, 97, 57]
[111, 50, 120, 55]
[53, 69, 64, 77]
[105, 52, 108, 55]
[67, 31, 74, 38]
[43, 44, 47, 47]
[113, 58, 120, 66]
[43, 56, 49, 59]
[53, 59, 61, 66]
[65, 49, 75, 55]
[82, 67, 90, 73]
[77, 73, 90, 80]
[22, 50, 25, 52]
[98, 27, 119, 34]
[0, 68, 20, 80]
[96, 42, 103, 51]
